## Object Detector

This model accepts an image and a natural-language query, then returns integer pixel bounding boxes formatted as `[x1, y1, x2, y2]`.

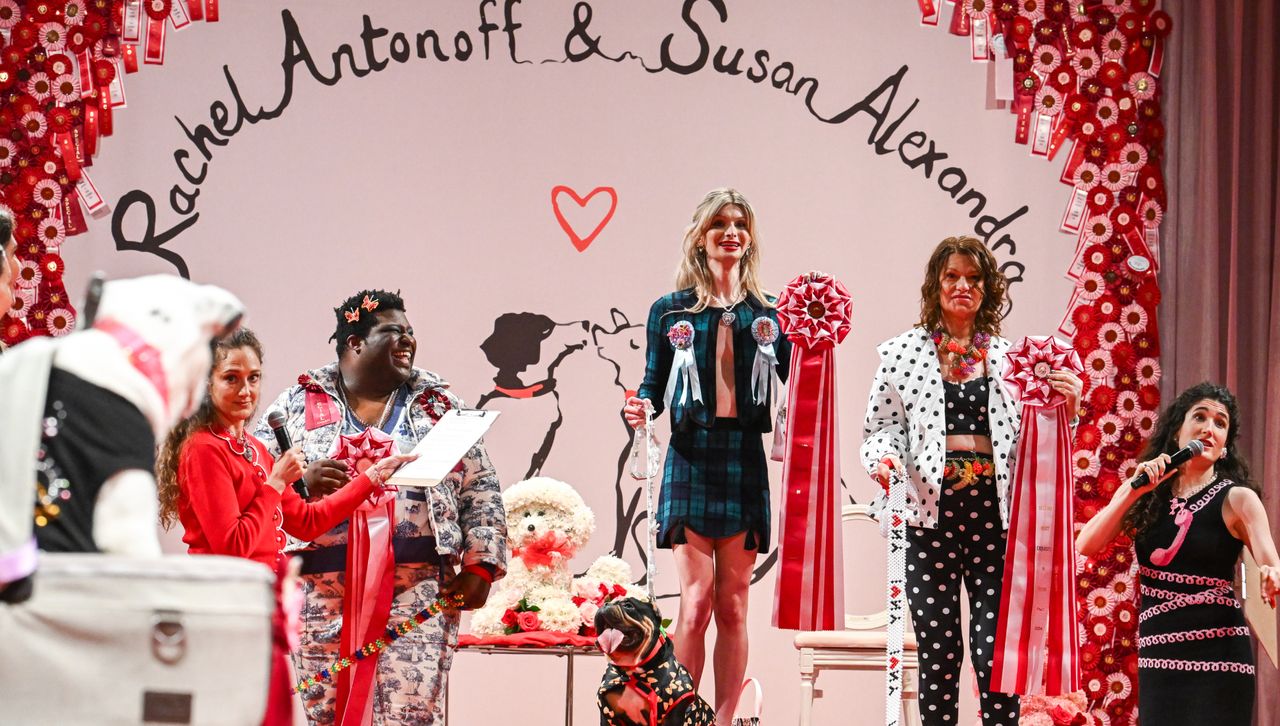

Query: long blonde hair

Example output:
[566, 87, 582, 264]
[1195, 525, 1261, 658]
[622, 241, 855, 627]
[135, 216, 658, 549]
[674, 188, 772, 312]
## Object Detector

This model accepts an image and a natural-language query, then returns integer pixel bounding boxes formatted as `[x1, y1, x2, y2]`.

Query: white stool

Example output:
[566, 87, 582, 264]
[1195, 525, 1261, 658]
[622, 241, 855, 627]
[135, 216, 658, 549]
[793, 505, 922, 726]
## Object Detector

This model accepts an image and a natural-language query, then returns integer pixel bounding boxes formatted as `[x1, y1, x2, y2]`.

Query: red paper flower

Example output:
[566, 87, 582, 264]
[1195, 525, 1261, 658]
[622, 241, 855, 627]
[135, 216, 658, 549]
[416, 388, 454, 423]
[776, 271, 852, 349]
[1003, 336, 1083, 407]
[297, 373, 325, 393]
[144, 0, 172, 21]
[330, 426, 398, 479]
[45, 306, 74, 336]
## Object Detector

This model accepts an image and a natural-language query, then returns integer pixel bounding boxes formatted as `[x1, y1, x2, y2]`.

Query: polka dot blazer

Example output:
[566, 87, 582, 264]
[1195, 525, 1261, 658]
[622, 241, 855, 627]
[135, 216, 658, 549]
[859, 327, 1021, 529]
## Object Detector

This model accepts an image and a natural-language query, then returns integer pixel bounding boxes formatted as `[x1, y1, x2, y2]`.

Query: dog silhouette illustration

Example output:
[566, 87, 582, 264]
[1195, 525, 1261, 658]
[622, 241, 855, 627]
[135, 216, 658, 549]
[475, 312, 590, 481]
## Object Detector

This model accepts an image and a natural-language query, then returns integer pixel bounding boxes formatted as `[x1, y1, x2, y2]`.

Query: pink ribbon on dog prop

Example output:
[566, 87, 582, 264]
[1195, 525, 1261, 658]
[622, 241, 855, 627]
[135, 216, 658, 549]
[991, 336, 1082, 695]
[328, 428, 399, 725]
[772, 272, 851, 631]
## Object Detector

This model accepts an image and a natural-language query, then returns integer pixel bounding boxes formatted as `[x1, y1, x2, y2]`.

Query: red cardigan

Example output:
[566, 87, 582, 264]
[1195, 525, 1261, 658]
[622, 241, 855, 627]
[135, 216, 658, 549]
[177, 428, 377, 567]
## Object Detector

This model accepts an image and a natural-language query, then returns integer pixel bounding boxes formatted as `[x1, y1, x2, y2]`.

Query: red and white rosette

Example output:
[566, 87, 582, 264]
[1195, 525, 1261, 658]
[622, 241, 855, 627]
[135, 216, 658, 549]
[328, 427, 399, 725]
[771, 271, 851, 631]
[991, 336, 1083, 695]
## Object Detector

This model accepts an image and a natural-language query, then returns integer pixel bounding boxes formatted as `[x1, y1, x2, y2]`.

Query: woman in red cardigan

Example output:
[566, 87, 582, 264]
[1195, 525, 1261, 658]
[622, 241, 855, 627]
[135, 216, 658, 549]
[156, 327, 413, 725]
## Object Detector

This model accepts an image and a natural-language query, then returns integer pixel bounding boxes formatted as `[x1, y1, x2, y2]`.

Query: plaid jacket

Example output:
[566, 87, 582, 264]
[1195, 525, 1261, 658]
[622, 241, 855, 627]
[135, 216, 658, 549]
[252, 363, 508, 577]
[636, 289, 791, 432]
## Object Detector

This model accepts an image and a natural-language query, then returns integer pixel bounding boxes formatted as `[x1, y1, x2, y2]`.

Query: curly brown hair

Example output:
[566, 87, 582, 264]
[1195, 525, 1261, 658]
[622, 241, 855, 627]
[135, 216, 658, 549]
[156, 328, 263, 530]
[1122, 381, 1258, 538]
[916, 236, 1007, 336]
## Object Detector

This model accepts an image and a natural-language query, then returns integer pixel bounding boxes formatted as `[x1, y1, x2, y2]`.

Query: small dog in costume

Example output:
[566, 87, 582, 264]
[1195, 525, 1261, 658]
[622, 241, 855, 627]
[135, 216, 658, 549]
[594, 597, 715, 726]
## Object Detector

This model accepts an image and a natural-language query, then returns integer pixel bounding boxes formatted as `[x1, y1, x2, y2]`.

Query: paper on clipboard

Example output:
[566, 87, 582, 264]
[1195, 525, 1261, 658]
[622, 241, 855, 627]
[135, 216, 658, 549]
[388, 410, 500, 488]
[1243, 549, 1278, 668]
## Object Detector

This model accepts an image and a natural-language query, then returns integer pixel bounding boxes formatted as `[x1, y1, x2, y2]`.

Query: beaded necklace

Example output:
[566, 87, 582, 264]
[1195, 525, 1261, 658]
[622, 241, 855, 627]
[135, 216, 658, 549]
[932, 329, 992, 381]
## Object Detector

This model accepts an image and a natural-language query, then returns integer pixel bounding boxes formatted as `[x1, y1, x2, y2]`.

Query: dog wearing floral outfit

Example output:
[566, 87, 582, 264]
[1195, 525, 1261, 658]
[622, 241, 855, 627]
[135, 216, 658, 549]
[595, 597, 716, 726]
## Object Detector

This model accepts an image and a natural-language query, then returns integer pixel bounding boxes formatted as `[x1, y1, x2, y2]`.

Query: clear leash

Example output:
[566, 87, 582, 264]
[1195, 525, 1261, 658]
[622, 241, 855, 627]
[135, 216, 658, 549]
[628, 401, 661, 600]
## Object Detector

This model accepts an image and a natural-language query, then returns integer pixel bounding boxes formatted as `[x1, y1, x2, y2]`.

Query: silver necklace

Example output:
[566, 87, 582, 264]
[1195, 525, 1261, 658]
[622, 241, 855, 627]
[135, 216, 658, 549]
[715, 293, 744, 326]
[337, 376, 397, 431]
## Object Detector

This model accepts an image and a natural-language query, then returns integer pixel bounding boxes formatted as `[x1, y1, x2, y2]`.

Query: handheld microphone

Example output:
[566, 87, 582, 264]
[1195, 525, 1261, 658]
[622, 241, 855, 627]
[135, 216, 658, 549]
[267, 410, 310, 498]
[1131, 439, 1205, 489]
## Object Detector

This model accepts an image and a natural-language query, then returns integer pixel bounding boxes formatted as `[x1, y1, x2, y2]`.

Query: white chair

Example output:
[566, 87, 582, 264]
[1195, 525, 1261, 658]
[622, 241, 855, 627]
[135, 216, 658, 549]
[794, 504, 922, 726]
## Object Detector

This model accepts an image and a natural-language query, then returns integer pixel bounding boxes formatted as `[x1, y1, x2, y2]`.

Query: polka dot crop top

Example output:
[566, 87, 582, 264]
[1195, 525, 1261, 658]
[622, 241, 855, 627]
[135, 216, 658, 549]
[943, 377, 990, 436]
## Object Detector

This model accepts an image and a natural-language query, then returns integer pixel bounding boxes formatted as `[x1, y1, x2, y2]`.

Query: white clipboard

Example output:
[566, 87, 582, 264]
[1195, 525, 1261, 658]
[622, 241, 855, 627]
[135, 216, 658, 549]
[387, 410, 500, 488]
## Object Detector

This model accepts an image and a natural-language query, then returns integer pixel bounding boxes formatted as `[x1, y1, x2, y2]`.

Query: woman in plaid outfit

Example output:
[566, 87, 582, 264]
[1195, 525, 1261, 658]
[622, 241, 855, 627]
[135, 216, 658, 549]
[623, 188, 790, 725]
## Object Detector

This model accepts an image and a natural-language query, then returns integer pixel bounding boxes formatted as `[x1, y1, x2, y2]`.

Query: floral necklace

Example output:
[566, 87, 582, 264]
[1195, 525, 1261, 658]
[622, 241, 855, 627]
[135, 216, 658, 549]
[932, 329, 991, 381]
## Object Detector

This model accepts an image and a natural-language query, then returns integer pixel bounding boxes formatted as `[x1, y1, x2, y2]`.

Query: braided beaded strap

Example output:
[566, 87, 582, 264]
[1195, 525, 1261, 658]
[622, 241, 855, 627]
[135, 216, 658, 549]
[292, 592, 464, 693]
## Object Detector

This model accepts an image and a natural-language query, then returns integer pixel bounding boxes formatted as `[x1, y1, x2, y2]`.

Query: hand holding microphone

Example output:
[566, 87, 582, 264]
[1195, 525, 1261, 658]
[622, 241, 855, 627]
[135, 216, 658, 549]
[1129, 439, 1205, 490]
[266, 410, 310, 498]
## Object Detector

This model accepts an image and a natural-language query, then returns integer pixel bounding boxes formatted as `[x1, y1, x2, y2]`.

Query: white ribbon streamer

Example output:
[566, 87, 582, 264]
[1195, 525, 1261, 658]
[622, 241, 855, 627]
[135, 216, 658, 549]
[751, 342, 778, 405]
[663, 347, 702, 409]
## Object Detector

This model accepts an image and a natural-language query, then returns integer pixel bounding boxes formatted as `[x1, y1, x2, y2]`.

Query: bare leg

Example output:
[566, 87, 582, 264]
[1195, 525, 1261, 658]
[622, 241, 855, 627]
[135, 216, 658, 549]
[711, 533, 757, 726]
[672, 531, 716, 687]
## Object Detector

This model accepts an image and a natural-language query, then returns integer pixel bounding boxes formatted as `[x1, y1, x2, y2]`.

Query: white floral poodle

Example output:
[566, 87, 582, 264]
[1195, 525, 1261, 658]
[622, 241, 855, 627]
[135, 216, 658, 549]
[471, 477, 634, 636]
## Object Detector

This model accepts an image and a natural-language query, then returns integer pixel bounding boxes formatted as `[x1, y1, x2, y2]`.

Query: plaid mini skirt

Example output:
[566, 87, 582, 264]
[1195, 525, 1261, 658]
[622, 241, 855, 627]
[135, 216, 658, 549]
[657, 417, 770, 551]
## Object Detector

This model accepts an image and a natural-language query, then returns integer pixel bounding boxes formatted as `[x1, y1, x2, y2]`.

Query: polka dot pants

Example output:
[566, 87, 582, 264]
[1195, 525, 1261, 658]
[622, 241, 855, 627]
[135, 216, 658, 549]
[905, 473, 1018, 726]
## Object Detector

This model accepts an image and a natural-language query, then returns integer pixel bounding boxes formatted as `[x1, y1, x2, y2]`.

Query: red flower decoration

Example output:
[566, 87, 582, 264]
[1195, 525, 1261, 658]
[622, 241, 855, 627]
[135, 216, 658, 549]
[416, 388, 454, 423]
[297, 374, 324, 393]
[775, 271, 852, 349]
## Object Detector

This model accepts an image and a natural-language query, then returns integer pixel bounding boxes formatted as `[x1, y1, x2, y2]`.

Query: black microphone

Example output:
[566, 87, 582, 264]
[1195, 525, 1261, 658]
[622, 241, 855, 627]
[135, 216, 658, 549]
[267, 410, 310, 498]
[1131, 439, 1205, 489]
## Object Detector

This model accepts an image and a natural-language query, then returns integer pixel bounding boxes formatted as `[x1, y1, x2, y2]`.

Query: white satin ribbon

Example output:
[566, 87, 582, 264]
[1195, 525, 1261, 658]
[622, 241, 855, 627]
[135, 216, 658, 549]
[663, 347, 703, 409]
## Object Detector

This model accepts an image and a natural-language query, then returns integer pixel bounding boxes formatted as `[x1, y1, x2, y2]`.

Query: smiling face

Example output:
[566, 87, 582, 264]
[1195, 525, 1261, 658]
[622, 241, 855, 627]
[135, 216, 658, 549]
[1174, 398, 1230, 464]
[701, 203, 751, 268]
[938, 253, 984, 326]
[351, 309, 416, 385]
[209, 346, 262, 429]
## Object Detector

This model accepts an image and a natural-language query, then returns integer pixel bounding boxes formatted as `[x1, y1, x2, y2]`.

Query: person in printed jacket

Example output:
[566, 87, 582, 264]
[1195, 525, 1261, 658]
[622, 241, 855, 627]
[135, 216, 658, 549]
[254, 288, 507, 725]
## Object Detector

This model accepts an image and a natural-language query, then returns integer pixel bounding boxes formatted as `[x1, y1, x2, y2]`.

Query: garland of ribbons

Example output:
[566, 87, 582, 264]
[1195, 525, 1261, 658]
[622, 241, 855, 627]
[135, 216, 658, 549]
[293, 593, 463, 694]
[990, 336, 1084, 695]
[771, 271, 852, 631]
[917, 3, 1174, 719]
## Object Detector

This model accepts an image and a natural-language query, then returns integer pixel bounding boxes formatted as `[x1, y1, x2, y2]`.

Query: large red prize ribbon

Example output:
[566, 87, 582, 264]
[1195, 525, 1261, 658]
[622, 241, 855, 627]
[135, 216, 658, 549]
[771, 272, 851, 631]
[328, 427, 399, 725]
[990, 336, 1083, 695]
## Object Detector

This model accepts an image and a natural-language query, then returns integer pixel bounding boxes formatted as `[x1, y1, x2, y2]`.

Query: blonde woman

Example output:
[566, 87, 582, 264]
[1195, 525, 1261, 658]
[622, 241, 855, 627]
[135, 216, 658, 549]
[623, 188, 790, 723]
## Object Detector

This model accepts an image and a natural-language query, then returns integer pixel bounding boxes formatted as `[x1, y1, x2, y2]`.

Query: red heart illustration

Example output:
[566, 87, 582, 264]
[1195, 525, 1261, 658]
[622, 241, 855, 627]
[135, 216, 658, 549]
[890, 585, 902, 598]
[889, 656, 900, 669]
[552, 185, 618, 252]
[891, 515, 903, 527]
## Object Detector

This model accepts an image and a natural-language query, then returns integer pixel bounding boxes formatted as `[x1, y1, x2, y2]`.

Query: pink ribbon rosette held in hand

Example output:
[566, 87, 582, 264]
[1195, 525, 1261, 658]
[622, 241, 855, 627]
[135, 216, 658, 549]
[991, 336, 1084, 695]
[328, 427, 400, 723]
[772, 272, 851, 631]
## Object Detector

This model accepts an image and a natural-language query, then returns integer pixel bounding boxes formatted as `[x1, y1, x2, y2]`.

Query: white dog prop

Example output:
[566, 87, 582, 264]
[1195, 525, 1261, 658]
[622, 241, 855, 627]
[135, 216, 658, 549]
[470, 477, 636, 635]
[0, 275, 243, 600]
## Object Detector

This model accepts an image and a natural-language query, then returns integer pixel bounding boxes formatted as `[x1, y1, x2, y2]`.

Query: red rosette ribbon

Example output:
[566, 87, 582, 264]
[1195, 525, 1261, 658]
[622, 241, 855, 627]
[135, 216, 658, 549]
[328, 427, 400, 725]
[990, 336, 1083, 696]
[772, 271, 851, 632]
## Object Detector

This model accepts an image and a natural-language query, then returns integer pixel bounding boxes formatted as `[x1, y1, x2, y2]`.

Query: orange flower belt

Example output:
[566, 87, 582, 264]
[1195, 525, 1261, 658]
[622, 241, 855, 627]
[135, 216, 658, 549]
[942, 455, 995, 491]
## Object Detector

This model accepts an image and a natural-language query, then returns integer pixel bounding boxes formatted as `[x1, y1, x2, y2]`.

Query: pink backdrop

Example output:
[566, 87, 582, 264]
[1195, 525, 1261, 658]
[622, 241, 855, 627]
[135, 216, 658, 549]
[59, 1, 1082, 721]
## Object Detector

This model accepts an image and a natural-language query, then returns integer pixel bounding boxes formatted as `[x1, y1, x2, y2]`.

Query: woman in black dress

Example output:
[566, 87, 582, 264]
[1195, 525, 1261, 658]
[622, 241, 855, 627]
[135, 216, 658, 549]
[1077, 382, 1280, 724]
[623, 188, 789, 724]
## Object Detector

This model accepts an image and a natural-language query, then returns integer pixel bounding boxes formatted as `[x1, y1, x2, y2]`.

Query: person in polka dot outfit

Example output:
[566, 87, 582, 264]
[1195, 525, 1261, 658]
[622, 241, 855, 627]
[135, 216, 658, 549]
[860, 236, 1081, 726]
